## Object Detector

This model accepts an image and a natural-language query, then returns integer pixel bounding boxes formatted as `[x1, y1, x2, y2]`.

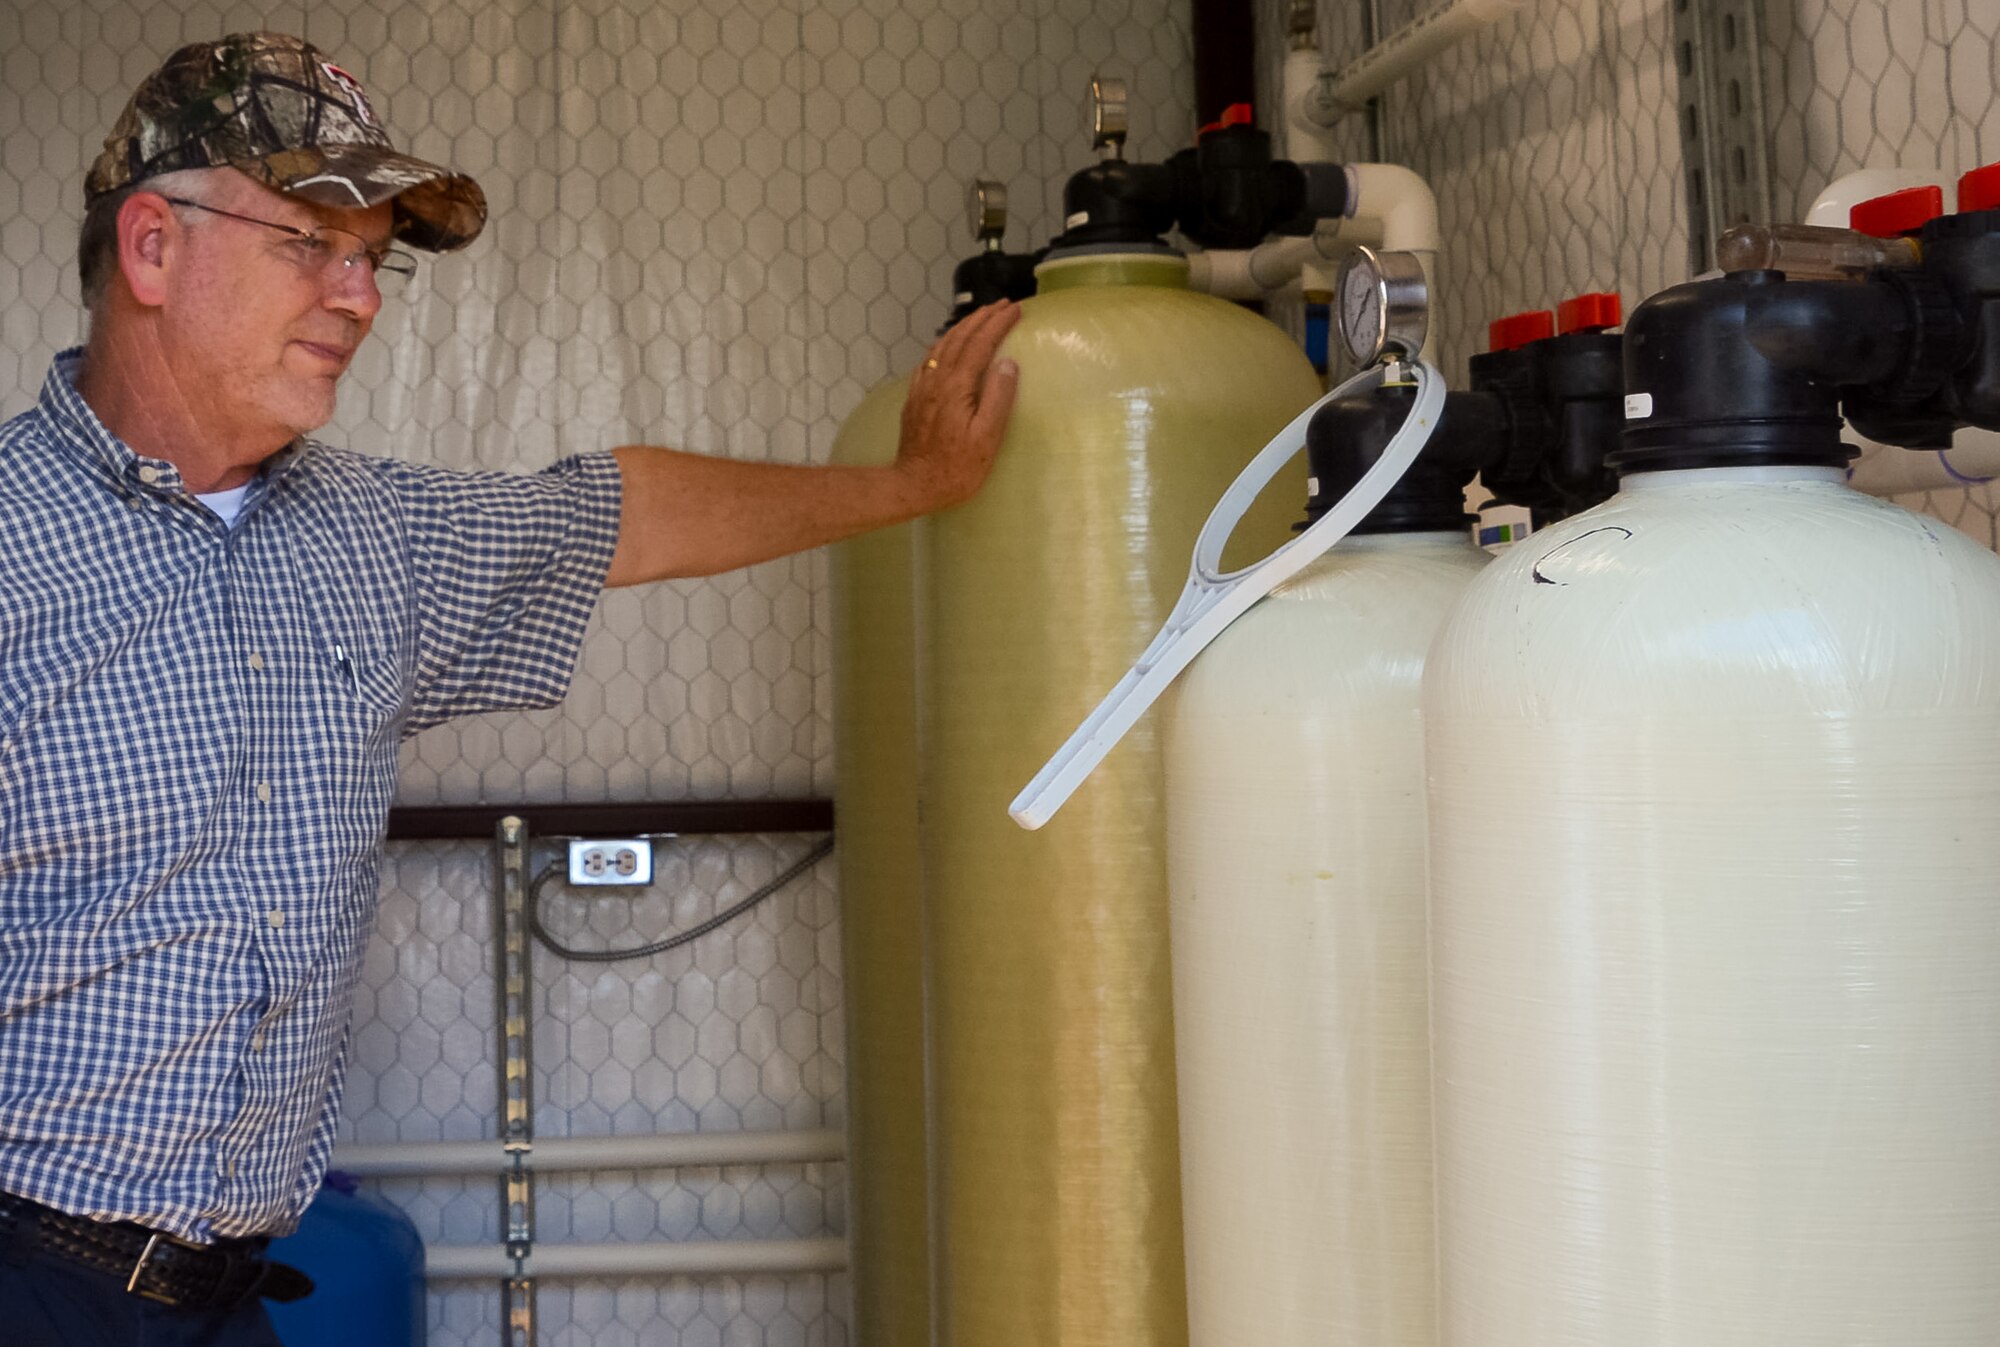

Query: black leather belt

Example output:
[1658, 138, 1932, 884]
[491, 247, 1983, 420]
[0, 1191, 313, 1310]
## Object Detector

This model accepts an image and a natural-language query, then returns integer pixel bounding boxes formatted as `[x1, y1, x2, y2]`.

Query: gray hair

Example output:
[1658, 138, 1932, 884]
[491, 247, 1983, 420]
[77, 167, 214, 313]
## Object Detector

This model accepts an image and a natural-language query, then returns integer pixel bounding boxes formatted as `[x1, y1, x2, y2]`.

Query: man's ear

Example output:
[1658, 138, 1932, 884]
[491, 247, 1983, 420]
[117, 191, 178, 307]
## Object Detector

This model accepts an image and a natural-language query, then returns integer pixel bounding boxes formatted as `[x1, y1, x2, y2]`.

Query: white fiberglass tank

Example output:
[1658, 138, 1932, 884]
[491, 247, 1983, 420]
[1424, 270, 2000, 1344]
[1167, 384, 1486, 1346]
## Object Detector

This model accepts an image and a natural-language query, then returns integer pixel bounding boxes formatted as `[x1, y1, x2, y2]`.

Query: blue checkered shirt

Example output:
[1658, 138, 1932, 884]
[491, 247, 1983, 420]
[0, 352, 621, 1242]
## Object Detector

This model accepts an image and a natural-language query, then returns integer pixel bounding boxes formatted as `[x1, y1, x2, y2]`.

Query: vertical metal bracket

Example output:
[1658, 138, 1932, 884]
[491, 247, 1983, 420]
[1672, 0, 1774, 274]
[494, 816, 535, 1347]
[502, 1277, 536, 1347]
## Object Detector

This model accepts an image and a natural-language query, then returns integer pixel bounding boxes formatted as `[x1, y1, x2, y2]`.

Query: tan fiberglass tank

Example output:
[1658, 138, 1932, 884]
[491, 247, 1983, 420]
[923, 249, 1321, 1347]
[827, 373, 928, 1347]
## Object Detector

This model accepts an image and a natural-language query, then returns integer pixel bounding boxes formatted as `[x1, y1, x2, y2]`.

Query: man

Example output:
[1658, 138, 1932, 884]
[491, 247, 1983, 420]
[0, 32, 1019, 1346]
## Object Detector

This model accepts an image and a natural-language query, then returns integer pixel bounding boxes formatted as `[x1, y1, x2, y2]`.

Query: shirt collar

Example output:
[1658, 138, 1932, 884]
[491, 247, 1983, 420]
[37, 348, 310, 499]
[39, 348, 141, 484]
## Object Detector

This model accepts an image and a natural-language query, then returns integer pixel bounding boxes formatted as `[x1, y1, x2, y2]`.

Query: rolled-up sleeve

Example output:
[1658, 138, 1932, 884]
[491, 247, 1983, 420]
[379, 450, 624, 733]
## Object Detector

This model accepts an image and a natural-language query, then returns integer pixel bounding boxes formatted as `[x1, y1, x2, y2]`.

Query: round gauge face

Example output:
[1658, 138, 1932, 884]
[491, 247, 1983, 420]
[1336, 246, 1430, 365]
[1090, 76, 1128, 148]
[1338, 248, 1387, 366]
[968, 180, 1007, 243]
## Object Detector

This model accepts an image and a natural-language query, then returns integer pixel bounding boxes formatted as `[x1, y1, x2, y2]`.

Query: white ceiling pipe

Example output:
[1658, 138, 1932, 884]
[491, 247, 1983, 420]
[1796, 168, 2000, 495]
[333, 1129, 846, 1178]
[1281, 0, 1521, 160]
[1324, 0, 1523, 111]
[1272, 0, 1511, 347]
[423, 1238, 849, 1280]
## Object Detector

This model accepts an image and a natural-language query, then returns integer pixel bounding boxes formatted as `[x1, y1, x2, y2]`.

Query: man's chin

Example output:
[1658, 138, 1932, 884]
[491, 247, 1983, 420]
[274, 386, 338, 441]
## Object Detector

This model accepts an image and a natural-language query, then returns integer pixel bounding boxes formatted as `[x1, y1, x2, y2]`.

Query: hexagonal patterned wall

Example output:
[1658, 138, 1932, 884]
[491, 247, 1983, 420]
[6, 2, 2000, 1344]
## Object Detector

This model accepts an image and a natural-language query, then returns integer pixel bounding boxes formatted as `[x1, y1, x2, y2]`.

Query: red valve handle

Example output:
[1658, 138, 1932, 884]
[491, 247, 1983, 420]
[1959, 162, 2000, 214]
[1488, 309, 1556, 352]
[1197, 102, 1257, 138]
[1557, 292, 1623, 335]
[1850, 185, 1944, 238]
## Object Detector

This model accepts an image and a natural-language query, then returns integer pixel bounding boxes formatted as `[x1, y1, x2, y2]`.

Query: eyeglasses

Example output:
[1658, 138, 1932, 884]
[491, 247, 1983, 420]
[160, 196, 418, 288]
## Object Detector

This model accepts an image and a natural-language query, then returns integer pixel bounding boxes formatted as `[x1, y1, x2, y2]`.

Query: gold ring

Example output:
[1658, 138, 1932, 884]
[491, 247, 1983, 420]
[924, 358, 940, 369]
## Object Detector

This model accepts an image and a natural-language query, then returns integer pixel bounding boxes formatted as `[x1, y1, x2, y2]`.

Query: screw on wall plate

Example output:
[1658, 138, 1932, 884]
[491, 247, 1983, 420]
[566, 838, 656, 886]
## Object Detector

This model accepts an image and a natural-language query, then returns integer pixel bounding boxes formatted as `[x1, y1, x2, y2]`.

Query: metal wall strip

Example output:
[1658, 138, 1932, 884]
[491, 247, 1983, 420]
[1672, 0, 1774, 273]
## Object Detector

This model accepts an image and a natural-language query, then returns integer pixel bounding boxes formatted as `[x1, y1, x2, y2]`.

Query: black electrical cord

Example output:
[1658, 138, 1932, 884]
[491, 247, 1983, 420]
[526, 835, 835, 963]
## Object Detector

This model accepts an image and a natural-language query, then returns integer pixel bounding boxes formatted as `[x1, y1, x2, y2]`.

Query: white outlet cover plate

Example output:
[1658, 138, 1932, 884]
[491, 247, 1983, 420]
[566, 838, 655, 886]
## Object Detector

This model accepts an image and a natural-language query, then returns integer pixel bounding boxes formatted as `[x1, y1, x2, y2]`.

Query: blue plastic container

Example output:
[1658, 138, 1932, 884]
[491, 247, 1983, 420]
[267, 1172, 426, 1347]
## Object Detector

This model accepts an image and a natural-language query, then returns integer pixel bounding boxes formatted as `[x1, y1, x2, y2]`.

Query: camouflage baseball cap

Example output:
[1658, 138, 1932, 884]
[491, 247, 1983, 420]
[84, 32, 486, 253]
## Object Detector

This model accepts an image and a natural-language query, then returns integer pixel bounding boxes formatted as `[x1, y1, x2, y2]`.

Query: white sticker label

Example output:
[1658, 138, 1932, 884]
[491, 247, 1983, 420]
[953, 291, 973, 305]
[1307, 476, 1320, 496]
[1624, 392, 1654, 420]
[1065, 210, 1090, 230]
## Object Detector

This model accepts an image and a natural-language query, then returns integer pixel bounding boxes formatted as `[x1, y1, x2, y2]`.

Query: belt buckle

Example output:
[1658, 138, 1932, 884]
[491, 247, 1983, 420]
[124, 1230, 202, 1305]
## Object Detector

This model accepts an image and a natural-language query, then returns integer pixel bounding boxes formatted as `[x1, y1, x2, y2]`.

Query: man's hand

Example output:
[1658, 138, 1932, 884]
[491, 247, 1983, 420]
[604, 300, 1024, 587]
[893, 299, 1022, 508]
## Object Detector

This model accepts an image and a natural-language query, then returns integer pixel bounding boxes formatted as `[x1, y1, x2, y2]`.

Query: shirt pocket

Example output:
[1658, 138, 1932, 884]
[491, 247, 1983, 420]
[285, 542, 413, 750]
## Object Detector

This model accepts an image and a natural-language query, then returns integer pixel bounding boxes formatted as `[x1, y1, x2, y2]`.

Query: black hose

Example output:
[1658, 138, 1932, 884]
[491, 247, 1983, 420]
[527, 836, 835, 963]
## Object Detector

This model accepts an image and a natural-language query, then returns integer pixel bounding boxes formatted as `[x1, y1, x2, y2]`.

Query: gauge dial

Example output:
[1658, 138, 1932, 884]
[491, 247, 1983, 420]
[1335, 246, 1430, 366]
[1090, 75, 1128, 154]
[968, 180, 1008, 247]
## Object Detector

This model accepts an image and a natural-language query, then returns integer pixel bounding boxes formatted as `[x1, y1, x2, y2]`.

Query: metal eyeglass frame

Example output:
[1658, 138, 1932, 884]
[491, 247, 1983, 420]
[159, 195, 418, 280]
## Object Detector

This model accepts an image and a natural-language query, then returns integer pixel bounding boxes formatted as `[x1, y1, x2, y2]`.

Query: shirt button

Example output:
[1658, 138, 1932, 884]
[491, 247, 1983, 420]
[249, 653, 265, 671]
[266, 909, 285, 930]
[220, 1157, 236, 1179]
[125, 498, 142, 511]
[251, 1029, 266, 1052]
[137, 466, 161, 485]
[256, 782, 272, 804]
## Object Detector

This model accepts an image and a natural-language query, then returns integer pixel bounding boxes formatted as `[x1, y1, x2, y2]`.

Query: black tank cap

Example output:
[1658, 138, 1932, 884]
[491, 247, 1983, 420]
[1049, 160, 1178, 250]
[1301, 384, 1490, 534]
[1610, 271, 1882, 474]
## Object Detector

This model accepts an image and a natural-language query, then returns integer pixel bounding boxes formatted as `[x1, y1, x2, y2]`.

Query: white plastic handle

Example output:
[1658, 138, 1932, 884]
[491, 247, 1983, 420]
[1008, 358, 1445, 830]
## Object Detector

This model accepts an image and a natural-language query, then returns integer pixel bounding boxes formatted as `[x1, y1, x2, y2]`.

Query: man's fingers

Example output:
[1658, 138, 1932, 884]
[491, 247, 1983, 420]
[924, 300, 1019, 385]
[954, 301, 1020, 378]
[892, 303, 1023, 508]
[968, 358, 1021, 447]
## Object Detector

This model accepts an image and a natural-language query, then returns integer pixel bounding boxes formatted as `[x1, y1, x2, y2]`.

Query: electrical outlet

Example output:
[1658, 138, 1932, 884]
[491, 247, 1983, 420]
[567, 838, 654, 887]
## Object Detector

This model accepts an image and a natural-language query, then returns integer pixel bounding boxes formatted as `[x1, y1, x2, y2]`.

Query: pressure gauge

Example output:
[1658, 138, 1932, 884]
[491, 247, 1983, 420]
[1335, 246, 1429, 365]
[968, 180, 1007, 250]
[1090, 75, 1128, 157]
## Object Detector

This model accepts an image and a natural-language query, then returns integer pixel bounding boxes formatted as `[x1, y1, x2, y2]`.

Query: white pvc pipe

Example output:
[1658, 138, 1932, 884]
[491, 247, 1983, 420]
[1322, 0, 1522, 114]
[333, 1129, 845, 1177]
[1345, 162, 1440, 255]
[1282, 44, 1340, 164]
[1184, 167, 1434, 320]
[1186, 224, 1374, 301]
[423, 1238, 849, 1279]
